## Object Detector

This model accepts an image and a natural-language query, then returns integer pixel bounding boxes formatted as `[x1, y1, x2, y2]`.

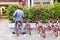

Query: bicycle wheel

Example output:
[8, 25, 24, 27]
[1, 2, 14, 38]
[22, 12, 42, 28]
[16, 22, 21, 36]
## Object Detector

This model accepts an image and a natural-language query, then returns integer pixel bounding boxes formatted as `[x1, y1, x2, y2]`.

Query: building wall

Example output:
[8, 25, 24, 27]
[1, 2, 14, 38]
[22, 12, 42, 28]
[0, 0, 19, 18]
[24, 0, 28, 7]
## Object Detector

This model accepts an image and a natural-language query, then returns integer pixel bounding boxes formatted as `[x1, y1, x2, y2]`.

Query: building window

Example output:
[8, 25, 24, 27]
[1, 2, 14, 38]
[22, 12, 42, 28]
[30, 0, 32, 6]
[54, 0, 60, 3]
[34, 2, 40, 4]
[24, 1, 26, 6]
[58, 0, 60, 2]
[43, 2, 50, 5]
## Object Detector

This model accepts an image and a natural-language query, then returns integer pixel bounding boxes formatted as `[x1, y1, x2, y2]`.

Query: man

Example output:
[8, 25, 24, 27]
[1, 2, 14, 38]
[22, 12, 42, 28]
[12, 7, 25, 34]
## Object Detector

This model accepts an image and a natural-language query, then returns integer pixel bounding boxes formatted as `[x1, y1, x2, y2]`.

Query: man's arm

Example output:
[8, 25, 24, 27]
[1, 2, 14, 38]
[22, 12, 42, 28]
[13, 10, 17, 17]
[22, 12, 24, 18]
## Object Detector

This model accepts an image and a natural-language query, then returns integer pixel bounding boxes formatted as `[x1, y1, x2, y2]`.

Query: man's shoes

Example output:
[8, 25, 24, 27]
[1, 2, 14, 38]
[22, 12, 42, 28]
[12, 32, 26, 34]
[12, 32, 16, 34]
[21, 32, 26, 35]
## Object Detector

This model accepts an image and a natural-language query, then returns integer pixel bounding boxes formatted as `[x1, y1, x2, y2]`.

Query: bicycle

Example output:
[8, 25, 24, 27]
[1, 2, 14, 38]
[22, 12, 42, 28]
[51, 25, 58, 37]
[16, 21, 21, 36]
[36, 19, 45, 38]
[38, 26, 45, 38]
[25, 23, 31, 35]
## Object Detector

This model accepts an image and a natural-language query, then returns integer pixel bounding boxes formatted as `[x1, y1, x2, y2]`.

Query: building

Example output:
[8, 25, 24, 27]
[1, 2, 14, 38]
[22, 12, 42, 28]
[0, 0, 54, 18]
[54, 0, 60, 2]
[24, 0, 54, 8]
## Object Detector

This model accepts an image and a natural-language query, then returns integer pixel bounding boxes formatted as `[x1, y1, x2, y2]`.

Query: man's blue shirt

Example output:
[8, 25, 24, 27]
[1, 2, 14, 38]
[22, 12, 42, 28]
[13, 9, 24, 21]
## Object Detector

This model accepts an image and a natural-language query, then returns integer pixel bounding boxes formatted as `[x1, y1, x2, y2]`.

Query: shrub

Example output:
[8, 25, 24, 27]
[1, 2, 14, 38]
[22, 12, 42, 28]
[23, 7, 29, 22]
[6, 3, 60, 23]
[29, 4, 55, 22]
[6, 5, 18, 22]
[54, 3, 60, 20]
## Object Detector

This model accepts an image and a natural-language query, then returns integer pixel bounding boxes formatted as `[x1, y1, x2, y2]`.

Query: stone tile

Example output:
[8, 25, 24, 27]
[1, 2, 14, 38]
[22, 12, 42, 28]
[0, 19, 60, 40]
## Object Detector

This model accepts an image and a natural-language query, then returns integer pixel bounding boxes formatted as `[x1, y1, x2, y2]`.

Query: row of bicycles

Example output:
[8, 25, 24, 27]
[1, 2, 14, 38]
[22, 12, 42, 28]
[16, 19, 60, 38]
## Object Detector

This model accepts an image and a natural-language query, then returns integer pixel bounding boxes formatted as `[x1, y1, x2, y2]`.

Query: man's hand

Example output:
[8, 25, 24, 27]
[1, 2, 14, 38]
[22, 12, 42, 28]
[13, 18, 15, 20]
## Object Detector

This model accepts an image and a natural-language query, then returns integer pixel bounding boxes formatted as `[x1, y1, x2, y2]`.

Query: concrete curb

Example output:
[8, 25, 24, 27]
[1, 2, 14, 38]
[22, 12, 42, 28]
[8, 23, 47, 29]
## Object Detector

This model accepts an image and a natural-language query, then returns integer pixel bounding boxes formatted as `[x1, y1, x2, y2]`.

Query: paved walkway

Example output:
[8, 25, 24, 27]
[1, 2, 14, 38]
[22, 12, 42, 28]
[0, 19, 60, 40]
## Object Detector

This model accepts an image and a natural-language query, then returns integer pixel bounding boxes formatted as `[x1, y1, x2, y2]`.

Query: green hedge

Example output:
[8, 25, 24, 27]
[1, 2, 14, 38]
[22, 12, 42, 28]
[29, 5, 54, 22]
[6, 5, 18, 22]
[6, 3, 60, 23]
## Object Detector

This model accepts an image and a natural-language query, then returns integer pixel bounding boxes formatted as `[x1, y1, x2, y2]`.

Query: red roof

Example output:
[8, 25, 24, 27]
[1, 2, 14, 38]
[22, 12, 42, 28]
[0, 0, 18, 2]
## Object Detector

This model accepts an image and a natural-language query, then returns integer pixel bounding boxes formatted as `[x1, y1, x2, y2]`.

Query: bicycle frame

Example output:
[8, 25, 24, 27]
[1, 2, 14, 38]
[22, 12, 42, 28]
[16, 21, 21, 36]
